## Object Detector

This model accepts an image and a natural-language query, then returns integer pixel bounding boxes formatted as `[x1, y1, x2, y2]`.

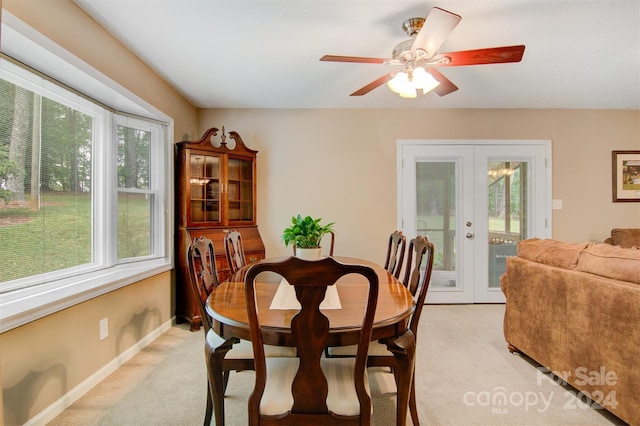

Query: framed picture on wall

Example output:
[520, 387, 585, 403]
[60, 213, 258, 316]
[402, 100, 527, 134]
[612, 150, 640, 202]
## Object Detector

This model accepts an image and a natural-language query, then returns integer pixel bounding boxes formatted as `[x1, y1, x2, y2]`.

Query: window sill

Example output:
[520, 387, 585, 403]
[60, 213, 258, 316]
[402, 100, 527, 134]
[0, 259, 172, 333]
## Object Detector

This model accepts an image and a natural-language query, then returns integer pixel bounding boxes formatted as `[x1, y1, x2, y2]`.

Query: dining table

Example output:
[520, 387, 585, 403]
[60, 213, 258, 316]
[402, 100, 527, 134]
[205, 256, 416, 426]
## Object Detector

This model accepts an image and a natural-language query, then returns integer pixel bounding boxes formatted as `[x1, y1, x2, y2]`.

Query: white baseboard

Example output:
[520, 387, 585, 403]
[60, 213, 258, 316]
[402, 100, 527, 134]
[24, 318, 174, 426]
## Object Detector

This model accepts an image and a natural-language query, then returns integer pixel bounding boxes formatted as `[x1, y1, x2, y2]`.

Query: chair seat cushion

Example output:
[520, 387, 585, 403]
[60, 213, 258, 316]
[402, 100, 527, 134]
[206, 330, 295, 358]
[327, 341, 391, 357]
[259, 358, 371, 417]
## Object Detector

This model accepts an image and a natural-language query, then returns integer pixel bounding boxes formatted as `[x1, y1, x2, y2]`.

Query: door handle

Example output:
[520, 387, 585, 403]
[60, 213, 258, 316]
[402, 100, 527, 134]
[466, 233, 474, 239]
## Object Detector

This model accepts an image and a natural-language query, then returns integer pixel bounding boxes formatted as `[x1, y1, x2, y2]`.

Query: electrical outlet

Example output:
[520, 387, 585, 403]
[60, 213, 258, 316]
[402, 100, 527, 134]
[99, 318, 109, 341]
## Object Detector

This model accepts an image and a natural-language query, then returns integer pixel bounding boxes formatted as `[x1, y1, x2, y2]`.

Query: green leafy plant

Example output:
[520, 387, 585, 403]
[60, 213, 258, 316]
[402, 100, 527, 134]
[282, 214, 335, 249]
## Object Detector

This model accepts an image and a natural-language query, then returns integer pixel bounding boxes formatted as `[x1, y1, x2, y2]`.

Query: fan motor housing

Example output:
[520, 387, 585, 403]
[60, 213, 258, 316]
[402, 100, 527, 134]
[402, 17, 425, 36]
[393, 17, 426, 62]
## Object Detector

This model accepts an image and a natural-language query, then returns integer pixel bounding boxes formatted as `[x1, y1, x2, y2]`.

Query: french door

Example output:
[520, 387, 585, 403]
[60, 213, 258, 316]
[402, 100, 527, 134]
[398, 140, 551, 303]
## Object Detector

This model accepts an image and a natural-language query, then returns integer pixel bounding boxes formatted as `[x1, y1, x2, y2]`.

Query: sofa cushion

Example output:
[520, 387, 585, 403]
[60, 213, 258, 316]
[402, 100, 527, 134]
[576, 243, 640, 285]
[517, 238, 592, 270]
[609, 228, 640, 248]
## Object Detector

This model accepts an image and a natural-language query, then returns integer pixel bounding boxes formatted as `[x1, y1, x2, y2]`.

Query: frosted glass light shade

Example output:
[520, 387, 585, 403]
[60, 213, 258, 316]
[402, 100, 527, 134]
[412, 67, 441, 94]
[387, 67, 440, 97]
[388, 71, 409, 94]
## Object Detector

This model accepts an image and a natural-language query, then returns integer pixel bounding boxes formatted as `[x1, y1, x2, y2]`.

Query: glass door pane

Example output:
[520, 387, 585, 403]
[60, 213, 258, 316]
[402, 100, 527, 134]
[487, 162, 526, 288]
[416, 161, 457, 289]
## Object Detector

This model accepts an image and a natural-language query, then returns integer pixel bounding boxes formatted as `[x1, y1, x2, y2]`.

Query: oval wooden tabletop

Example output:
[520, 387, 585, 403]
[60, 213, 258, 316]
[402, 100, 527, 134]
[206, 256, 415, 347]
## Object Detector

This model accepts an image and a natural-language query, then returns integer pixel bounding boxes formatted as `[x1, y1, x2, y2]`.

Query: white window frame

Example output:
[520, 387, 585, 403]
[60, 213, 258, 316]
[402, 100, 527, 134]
[0, 12, 174, 333]
[114, 115, 166, 264]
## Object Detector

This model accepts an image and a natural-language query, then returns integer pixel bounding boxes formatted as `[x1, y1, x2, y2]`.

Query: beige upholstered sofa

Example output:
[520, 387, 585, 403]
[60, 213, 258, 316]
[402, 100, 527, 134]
[501, 238, 640, 425]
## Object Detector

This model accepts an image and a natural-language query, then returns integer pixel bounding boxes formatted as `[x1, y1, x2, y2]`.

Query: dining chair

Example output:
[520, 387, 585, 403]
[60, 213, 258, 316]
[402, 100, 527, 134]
[373, 235, 434, 425]
[187, 236, 294, 426]
[224, 230, 246, 275]
[328, 235, 435, 426]
[323, 230, 404, 357]
[292, 231, 335, 256]
[244, 256, 379, 425]
[383, 230, 407, 279]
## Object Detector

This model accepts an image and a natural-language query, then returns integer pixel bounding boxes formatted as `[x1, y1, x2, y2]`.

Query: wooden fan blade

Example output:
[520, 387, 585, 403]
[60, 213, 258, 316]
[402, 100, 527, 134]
[412, 7, 462, 56]
[320, 55, 387, 64]
[438, 45, 526, 67]
[425, 68, 458, 96]
[350, 74, 392, 96]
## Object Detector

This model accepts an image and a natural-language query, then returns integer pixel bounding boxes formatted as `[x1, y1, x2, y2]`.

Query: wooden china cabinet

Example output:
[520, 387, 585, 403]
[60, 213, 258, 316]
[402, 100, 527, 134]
[175, 127, 265, 330]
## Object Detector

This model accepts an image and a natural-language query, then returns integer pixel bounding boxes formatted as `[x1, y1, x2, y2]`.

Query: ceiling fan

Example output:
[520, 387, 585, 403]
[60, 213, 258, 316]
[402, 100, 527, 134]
[320, 7, 525, 98]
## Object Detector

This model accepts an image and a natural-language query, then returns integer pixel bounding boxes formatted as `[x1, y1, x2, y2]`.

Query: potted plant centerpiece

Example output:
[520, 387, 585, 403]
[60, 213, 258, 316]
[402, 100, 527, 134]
[282, 214, 335, 260]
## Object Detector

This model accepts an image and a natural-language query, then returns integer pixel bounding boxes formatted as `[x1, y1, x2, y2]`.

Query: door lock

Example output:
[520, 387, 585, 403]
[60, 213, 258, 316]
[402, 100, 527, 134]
[466, 233, 474, 239]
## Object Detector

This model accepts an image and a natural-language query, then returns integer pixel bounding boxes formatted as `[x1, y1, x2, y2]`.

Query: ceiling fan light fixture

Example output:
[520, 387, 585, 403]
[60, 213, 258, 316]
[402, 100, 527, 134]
[387, 66, 439, 98]
[387, 71, 409, 93]
[388, 72, 417, 98]
[321, 6, 524, 98]
[399, 87, 417, 98]
[412, 66, 441, 94]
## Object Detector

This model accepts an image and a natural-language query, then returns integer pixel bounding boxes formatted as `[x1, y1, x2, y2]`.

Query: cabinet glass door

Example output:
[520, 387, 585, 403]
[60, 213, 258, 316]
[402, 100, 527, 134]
[189, 154, 220, 222]
[228, 158, 254, 222]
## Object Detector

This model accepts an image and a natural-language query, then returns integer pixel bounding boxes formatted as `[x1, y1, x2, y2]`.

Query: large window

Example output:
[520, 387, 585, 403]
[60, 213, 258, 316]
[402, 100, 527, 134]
[0, 65, 99, 285]
[0, 15, 172, 332]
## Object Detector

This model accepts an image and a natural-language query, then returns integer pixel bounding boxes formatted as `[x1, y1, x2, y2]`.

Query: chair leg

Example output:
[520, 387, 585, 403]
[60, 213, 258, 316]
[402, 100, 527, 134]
[222, 370, 231, 394]
[206, 358, 226, 426]
[205, 340, 236, 426]
[204, 381, 213, 426]
[409, 371, 419, 425]
[387, 331, 416, 426]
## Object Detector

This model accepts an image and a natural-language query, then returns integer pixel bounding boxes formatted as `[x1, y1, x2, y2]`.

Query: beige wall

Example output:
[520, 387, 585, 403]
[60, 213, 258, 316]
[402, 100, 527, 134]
[1, 1, 198, 425]
[199, 108, 640, 262]
[0, 273, 171, 425]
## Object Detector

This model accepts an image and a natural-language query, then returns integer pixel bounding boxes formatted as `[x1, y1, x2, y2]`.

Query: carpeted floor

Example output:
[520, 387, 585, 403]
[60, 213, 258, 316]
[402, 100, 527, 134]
[48, 304, 627, 425]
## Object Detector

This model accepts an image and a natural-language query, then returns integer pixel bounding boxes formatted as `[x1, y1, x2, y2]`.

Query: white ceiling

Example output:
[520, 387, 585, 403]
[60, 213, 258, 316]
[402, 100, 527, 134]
[74, 0, 640, 110]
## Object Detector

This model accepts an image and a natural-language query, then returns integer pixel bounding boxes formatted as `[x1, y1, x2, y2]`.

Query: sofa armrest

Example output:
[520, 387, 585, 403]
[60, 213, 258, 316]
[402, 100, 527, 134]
[607, 228, 640, 248]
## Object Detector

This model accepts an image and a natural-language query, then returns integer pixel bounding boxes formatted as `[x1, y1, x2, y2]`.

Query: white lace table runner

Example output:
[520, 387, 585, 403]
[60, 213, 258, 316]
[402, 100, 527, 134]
[269, 279, 342, 310]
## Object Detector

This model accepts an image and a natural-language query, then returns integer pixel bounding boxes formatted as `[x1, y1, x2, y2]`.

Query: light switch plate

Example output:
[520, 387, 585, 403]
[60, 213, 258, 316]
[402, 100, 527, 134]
[99, 318, 108, 341]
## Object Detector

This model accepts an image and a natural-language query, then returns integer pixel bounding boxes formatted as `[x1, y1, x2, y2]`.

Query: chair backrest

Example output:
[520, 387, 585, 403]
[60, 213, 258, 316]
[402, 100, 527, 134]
[224, 230, 246, 275]
[292, 231, 335, 257]
[405, 236, 435, 337]
[187, 236, 220, 333]
[244, 256, 378, 423]
[383, 230, 407, 279]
